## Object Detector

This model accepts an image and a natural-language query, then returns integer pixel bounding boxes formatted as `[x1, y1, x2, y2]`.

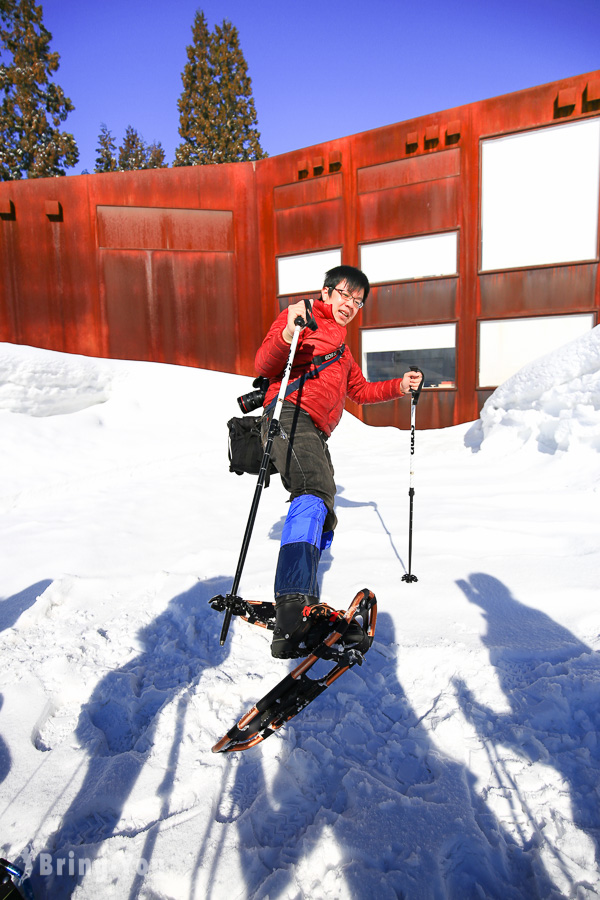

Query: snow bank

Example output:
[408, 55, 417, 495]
[472, 325, 600, 455]
[0, 343, 112, 417]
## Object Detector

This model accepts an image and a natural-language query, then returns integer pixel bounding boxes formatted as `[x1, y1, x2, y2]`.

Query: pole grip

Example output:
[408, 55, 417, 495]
[295, 298, 318, 331]
[409, 366, 425, 405]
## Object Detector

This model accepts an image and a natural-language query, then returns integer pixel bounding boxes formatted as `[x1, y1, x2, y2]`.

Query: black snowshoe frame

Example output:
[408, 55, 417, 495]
[210, 593, 275, 631]
[211, 588, 377, 753]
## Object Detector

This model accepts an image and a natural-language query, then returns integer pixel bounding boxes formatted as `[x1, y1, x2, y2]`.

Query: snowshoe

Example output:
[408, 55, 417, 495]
[209, 592, 371, 658]
[211, 588, 377, 753]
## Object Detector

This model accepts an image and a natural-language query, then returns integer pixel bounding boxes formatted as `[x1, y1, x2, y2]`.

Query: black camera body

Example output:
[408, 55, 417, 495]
[237, 376, 270, 414]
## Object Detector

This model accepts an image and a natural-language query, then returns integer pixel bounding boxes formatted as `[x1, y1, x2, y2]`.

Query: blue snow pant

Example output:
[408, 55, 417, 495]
[261, 402, 336, 599]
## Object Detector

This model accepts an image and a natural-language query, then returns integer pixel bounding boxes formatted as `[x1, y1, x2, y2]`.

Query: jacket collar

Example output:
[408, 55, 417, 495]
[313, 298, 334, 320]
[313, 298, 347, 336]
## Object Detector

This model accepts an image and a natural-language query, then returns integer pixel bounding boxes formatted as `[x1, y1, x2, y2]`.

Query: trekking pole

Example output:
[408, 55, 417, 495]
[401, 366, 424, 584]
[218, 301, 317, 647]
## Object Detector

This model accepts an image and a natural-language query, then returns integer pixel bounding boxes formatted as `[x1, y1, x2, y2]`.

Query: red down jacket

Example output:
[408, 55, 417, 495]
[255, 299, 405, 437]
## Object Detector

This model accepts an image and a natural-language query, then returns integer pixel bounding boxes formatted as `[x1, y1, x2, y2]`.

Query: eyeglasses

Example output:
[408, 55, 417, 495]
[334, 286, 364, 309]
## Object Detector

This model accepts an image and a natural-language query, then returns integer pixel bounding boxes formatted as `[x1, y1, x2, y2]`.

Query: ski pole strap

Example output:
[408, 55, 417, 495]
[263, 345, 345, 415]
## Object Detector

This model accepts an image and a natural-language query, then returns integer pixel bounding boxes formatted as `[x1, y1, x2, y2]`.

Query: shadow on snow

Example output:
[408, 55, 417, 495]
[201, 612, 540, 899]
[29, 575, 232, 899]
[454, 573, 600, 892]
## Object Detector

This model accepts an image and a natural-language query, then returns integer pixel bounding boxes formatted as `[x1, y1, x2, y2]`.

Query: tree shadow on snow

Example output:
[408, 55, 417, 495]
[199, 612, 540, 899]
[29, 575, 232, 899]
[455, 573, 600, 889]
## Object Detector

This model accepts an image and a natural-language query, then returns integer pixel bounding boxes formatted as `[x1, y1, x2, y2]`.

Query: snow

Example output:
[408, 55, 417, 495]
[0, 326, 599, 899]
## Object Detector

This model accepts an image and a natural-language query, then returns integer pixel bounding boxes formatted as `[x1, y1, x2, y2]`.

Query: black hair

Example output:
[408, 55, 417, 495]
[323, 265, 370, 304]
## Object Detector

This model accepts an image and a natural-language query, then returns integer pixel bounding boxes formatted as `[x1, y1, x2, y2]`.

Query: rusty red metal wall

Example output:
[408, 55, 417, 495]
[255, 68, 600, 429]
[1, 69, 599, 429]
[0, 162, 264, 377]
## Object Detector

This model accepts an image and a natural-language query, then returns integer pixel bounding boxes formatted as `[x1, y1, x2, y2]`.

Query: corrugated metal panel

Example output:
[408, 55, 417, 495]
[97, 206, 234, 252]
[357, 147, 460, 193]
[358, 178, 460, 243]
[479, 265, 597, 317]
[274, 173, 343, 210]
[100, 246, 236, 369]
[275, 199, 344, 257]
[364, 280, 458, 328]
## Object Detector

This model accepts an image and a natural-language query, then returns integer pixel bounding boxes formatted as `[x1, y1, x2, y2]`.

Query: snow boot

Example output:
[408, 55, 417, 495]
[271, 593, 318, 659]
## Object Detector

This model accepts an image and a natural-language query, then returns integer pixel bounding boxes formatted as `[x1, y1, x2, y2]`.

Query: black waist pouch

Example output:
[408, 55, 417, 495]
[227, 415, 276, 487]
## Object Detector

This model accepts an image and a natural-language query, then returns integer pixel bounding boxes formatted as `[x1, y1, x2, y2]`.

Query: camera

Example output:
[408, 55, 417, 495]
[237, 376, 270, 414]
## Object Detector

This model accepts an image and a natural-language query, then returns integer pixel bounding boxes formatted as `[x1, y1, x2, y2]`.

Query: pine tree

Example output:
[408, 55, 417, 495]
[109, 126, 166, 172]
[118, 125, 148, 171]
[146, 140, 166, 169]
[174, 11, 266, 166]
[94, 122, 117, 173]
[0, 0, 78, 179]
[173, 10, 213, 167]
[209, 19, 266, 163]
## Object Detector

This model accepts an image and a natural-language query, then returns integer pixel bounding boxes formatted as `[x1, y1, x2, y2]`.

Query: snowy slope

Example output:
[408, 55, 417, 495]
[0, 328, 599, 899]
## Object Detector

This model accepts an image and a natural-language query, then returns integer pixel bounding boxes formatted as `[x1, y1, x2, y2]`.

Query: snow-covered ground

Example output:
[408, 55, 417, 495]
[0, 327, 599, 899]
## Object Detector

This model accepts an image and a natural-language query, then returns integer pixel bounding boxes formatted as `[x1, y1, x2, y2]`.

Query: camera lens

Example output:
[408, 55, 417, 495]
[237, 389, 265, 414]
[237, 377, 269, 414]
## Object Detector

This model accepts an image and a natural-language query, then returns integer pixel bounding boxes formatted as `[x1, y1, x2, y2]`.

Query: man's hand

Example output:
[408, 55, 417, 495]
[282, 299, 312, 343]
[401, 370, 423, 393]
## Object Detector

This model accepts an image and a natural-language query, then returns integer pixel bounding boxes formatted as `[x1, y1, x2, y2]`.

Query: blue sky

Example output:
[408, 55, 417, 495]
[39, 0, 599, 174]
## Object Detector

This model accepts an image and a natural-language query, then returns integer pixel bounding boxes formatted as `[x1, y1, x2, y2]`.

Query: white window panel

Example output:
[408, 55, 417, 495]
[481, 119, 600, 271]
[360, 232, 458, 283]
[277, 248, 342, 295]
[478, 314, 595, 387]
[361, 323, 456, 388]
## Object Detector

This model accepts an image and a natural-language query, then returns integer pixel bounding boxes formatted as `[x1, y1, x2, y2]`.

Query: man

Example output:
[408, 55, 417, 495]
[256, 265, 422, 658]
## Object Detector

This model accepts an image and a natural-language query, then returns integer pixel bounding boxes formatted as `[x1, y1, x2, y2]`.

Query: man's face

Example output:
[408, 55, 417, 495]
[322, 280, 364, 327]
